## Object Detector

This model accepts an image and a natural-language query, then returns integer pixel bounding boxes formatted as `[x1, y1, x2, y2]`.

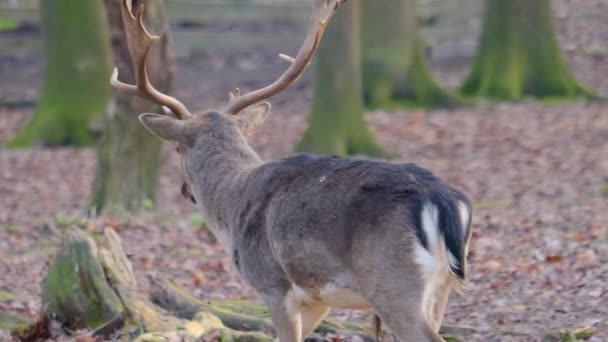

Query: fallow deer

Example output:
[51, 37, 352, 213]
[111, 1, 472, 341]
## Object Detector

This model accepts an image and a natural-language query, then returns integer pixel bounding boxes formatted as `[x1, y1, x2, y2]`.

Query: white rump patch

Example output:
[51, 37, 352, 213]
[421, 203, 439, 250]
[415, 203, 440, 282]
[458, 200, 471, 276]
[458, 201, 470, 230]
[414, 243, 436, 282]
[447, 251, 459, 271]
[415, 202, 453, 325]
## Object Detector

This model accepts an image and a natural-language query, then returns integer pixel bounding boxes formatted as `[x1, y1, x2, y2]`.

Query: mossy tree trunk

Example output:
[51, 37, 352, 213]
[460, 0, 596, 100]
[297, 0, 383, 157]
[9, 0, 112, 147]
[91, 0, 174, 214]
[361, 0, 461, 109]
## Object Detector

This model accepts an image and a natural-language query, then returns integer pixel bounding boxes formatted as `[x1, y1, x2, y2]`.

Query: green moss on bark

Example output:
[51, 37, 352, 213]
[0, 311, 31, 333]
[9, 0, 112, 147]
[461, 0, 597, 100]
[41, 229, 124, 329]
[361, 0, 462, 109]
[297, 0, 383, 157]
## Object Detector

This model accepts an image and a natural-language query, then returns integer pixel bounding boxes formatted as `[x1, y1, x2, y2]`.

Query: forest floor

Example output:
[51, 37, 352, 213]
[1, 0, 608, 341]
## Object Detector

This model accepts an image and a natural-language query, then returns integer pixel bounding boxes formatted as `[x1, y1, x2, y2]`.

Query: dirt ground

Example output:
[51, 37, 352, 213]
[1, 0, 607, 341]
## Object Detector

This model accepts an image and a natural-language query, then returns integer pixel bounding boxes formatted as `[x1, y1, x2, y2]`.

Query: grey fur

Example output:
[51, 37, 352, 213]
[140, 110, 473, 342]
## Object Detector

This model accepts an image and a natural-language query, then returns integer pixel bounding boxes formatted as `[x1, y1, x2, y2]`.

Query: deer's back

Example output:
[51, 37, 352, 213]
[232, 154, 469, 300]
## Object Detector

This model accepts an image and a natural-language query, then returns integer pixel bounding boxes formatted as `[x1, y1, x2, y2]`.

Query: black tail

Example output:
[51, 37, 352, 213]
[430, 192, 470, 279]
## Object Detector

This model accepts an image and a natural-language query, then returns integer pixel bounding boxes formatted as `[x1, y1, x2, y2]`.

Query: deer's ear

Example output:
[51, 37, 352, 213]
[139, 113, 195, 146]
[235, 102, 271, 136]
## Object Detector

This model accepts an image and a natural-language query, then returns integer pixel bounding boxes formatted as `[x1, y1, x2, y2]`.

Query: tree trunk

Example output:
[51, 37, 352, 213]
[361, 0, 461, 109]
[91, 0, 174, 214]
[297, 0, 383, 157]
[9, 0, 112, 147]
[460, 0, 596, 100]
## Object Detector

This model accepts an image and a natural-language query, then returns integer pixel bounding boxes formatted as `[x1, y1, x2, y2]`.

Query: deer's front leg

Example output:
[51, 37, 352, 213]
[264, 294, 302, 342]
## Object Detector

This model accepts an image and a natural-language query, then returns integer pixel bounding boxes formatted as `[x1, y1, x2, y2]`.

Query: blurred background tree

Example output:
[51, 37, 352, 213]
[9, 0, 112, 147]
[1, 0, 601, 176]
[297, 0, 383, 157]
[92, 0, 175, 214]
[461, 0, 596, 100]
[361, 0, 462, 109]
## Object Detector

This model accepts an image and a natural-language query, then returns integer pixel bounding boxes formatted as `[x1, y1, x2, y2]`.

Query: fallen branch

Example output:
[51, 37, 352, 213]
[149, 275, 372, 339]
[148, 274, 275, 332]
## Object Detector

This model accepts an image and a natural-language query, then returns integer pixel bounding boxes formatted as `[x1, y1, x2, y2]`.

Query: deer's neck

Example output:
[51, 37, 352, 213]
[187, 135, 261, 248]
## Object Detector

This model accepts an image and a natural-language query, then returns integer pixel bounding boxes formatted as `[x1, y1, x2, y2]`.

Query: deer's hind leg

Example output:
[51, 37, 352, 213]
[367, 284, 444, 342]
[430, 282, 451, 333]
[262, 292, 303, 342]
[359, 239, 445, 342]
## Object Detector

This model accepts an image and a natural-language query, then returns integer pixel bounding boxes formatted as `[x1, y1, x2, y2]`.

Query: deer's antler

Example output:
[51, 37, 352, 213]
[220, 0, 346, 115]
[111, 0, 192, 120]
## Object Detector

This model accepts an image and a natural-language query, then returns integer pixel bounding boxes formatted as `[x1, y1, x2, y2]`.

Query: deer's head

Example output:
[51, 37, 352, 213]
[111, 0, 344, 204]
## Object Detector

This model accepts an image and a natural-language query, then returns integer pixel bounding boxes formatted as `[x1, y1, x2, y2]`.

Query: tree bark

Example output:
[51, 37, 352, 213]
[297, 0, 383, 157]
[361, 0, 461, 109]
[460, 0, 596, 100]
[9, 0, 113, 147]
[91, 0, 173, 214]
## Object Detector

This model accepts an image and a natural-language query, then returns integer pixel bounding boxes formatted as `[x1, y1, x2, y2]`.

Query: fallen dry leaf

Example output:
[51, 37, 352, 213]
[545, 255, 564, 263]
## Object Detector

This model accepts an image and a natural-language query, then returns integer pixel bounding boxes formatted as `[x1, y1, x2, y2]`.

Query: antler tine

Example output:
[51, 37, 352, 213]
[110, 0, 192, 120]
[220, 0, 346, 115]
